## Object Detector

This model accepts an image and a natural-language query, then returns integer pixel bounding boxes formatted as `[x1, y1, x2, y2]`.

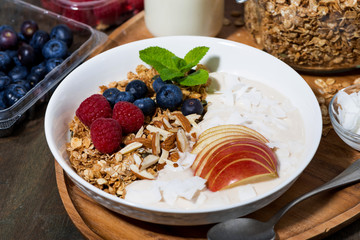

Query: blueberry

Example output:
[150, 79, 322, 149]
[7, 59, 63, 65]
[133, 97, 156, 116]
[156, 84, 183, 111]
[8, 65, 28, 81]
[125, 80, 148, 99]
[20, 20, 39, 40]
[30, 30, 50, 52]
[4, 83, 27, 106]
[114, 91, 135, 103]
[50, 24, 73, 47]
[181, 98, 204, 116]
[152, 75, 167, 93]
[45, 57, 64, 72]
[42, 39, 68, 59]
[103, 88, 121, 107]
[0, 28, 18, 50]
[0, 90, 6, 109]
[13, 79, 31, 91]
[0, 75, 11, 90]
[26, 72, 40, 88]
[0, 51, 12, 72]
[31, 62, 48, 78]
[0, 25, 14, 33]
[17, 44, 36, 66]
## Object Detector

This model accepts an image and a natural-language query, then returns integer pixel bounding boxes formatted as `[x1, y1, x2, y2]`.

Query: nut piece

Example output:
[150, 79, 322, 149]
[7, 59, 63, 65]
[120, 142, 143, 154]
[126, 138, 152, 149]
[140, 155, 160, 171]
[151, 132, 161, 156]
[130, 164, 156, 180]
[176, 128, 190, 152]
[161, 133, 177, 151]
[173, 112, 192, 133]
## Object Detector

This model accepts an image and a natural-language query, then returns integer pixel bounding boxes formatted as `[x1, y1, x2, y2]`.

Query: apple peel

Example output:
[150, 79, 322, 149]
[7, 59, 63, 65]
[191, 124, 278, 192]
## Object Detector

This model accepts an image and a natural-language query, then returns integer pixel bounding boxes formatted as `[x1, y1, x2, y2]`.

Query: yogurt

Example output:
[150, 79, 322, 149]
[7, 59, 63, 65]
[125, 72, 306, 209]
[144, 0, 224, 37]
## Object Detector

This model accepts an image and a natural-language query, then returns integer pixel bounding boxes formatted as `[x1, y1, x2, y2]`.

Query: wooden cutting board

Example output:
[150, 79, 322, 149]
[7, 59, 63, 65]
[56, 8, 360, 240]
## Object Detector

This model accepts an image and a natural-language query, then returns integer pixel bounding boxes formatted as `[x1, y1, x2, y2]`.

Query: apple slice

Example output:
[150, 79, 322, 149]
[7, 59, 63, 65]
[192, 124, 268, 154]
[198, 139, 277, 179]
[207, 159, 278, 192]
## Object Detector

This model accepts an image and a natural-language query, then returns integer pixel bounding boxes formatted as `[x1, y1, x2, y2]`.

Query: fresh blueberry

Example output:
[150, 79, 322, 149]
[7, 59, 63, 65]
[156, 84, 183, 111]
[125, 80, 148, 99]
[8, 65, 28, 81]
[152, 75, 167, 93]
[114, 91, 135, 103]
[133, 97, 156, 116]
[45, 57, 64, 72]
[181, 98, 204, 116]
[26, 72, 41, 88]
[20, 20, 39, 40]
[31, 62, 48, 78]
[0, 90, 6, 109]
[13, 79, 31, 91]
[30, 30, 50, 52]
[42, 39, 68, 59]
[4, 83, 27, 106]
[17, 44, 36, 66]
[50, 24, 73, 47]
[0, 28, 18, 50]
[0, 25, 14, 33]
[103, 88, 121, 107]
[0, 51, 12, 72]
[0, 75, 11, 90]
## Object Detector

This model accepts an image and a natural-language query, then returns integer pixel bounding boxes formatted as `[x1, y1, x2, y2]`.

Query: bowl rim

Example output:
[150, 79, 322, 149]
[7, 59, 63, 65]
[329, 84, 360, 140]
[45, 35, 322, 215]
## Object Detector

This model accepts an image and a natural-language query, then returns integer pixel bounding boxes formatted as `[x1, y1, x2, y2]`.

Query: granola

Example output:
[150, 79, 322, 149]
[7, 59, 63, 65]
[244, 0, 360, 71]
[66, 65, 207, 198]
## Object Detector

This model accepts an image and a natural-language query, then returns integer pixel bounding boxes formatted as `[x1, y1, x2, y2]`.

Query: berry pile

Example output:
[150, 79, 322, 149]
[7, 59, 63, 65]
[0, 21, 73, 110]
[41, 0, 144, 29]
[76, 75, 205, 154]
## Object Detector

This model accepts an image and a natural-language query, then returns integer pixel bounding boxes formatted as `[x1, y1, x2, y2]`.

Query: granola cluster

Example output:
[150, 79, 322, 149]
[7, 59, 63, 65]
[66, 65, 208, 198]
[244, 0, 360, 71]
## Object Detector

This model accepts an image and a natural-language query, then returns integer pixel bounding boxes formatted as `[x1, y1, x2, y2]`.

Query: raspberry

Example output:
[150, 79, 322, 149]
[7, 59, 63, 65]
[76, 94, 112, 127]
[112, 101, 144, 134]
[90, 118, 122, 154]
[93, 0, 125, 25]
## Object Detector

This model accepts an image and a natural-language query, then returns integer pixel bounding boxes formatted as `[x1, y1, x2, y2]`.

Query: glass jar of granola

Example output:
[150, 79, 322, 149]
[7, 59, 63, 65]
[244, 0, 360, 73]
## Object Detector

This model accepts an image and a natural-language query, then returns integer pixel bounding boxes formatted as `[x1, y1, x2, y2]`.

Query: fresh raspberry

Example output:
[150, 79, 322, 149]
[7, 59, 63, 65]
[93, 0, 125, 25]
[90, 118, 122, 154]
[112, 101, 144, 134]
[76, 94, 112, 127]
[62, 8, 96, 27]
[127, 0, 144, 11]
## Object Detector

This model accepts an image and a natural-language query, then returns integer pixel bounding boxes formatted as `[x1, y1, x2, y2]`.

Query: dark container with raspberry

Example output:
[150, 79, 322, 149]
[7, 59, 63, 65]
[0, 0, 107, 137]
[41, 0, 144, 30]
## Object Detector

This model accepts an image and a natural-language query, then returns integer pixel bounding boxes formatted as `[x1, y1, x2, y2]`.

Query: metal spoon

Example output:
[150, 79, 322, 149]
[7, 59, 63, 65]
[208, 159, 360, 240]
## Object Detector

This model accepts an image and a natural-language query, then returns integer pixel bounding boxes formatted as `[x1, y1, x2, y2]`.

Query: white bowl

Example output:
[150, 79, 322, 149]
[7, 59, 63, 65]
[45, 36, 322, 225]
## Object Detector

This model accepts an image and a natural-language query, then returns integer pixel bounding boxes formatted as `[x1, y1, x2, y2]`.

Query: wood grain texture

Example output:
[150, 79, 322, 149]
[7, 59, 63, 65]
[55, 6, 360, 240]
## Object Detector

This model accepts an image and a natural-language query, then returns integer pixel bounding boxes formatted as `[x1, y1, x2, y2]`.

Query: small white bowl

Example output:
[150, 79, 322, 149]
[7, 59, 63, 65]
[44, 36, 322, 225]
[329, 84, 360, 151]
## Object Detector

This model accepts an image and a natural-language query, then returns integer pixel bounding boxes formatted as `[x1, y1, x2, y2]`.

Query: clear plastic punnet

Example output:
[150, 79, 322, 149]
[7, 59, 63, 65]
[0, 0, 107, 136]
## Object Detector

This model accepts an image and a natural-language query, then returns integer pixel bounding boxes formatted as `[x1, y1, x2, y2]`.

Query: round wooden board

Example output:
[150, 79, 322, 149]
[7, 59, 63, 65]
[55, 4, 360, 239]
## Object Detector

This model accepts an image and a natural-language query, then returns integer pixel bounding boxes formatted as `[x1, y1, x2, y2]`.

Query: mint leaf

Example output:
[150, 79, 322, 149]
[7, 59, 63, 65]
[182, 46, 209, 72]
[139, 46, 209, 86]
[177, 69, 209, 86]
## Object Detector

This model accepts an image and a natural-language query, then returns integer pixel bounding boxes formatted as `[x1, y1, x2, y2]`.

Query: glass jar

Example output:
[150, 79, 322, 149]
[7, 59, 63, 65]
[244, 0, 360, 73]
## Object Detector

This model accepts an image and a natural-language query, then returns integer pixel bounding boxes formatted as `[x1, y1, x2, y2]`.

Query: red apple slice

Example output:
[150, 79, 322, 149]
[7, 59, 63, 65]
[207, 159, 278, 192]
[192, 124, 268, 154]
[198, 139, 277, 179]
[192, 135, 263, 172]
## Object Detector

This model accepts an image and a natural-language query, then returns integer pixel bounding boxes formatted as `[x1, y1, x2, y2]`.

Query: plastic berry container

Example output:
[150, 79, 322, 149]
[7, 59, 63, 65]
[41, 0, 144, 30]
[0, 0, 108, 137]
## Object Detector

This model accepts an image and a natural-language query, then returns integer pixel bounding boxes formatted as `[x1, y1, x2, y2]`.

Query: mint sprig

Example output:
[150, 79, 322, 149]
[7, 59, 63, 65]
[139, 46, 209, 86]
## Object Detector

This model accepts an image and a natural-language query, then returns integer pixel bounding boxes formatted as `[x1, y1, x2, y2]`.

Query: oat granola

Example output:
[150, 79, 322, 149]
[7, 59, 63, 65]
[66, 65, 208, 198]
[244, 0, 360, 71]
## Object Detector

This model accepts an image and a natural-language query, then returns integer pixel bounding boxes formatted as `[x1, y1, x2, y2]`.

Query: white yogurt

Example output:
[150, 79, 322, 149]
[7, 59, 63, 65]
[336, 89, 360, 134]
[144, 0, 224, 37]
[125, 72, 306, 209]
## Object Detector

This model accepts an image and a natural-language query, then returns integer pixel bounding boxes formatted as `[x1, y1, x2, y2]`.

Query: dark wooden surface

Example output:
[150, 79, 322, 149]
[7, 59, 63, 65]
[1, 0, 360, 239]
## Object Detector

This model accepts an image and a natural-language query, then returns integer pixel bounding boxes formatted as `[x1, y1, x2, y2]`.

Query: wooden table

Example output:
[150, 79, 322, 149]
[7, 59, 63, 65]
[1, 0, 360, 239]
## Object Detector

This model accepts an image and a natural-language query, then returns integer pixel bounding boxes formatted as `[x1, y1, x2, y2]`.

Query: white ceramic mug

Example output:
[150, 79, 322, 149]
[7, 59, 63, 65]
[144, 0, 224, 37]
